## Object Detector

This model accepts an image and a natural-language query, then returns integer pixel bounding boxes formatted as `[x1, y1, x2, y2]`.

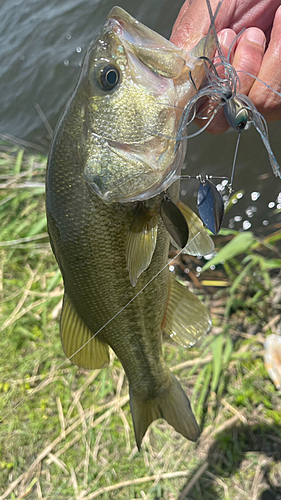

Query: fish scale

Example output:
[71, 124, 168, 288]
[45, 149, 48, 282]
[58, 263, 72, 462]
[46, 6, 214, 449]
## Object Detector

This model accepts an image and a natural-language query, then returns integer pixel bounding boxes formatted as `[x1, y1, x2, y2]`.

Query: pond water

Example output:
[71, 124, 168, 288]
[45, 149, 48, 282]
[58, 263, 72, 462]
[1, 0, 281, 234]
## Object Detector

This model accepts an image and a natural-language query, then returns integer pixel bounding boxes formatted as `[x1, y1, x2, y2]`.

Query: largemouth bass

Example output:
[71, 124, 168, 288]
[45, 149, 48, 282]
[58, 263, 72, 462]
[46, 7, 214, 449]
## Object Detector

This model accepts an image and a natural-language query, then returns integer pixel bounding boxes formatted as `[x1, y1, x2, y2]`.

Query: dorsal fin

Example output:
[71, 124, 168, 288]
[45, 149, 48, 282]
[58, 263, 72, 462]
[60, 294, 109, 369]
[163, 275, 212, 347]
[126, 205, 158, 287]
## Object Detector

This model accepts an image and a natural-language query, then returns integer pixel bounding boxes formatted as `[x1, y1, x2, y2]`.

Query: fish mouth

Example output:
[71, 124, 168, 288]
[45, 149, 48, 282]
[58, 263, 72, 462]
[106, 7, 189, 79]
[84, 136, 186, 204]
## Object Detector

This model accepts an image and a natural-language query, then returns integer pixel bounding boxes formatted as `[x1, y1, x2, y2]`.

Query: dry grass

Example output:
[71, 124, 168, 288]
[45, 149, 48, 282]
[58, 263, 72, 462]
[0, 143, 281, 500]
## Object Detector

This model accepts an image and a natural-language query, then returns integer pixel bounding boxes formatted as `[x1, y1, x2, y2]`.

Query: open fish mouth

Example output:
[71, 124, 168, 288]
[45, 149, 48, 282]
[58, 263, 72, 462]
[81, 8, 214, 205]
[106, 7, 190, 79]
[78, 7, 215, 206]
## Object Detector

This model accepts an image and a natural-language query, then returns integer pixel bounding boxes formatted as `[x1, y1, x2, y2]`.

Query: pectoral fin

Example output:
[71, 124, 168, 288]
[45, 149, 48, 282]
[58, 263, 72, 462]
[163, 275, 212, 347]
[60, 294, 109, 369]
[126, 206, 158, 286]
[175, 200, 214, 256]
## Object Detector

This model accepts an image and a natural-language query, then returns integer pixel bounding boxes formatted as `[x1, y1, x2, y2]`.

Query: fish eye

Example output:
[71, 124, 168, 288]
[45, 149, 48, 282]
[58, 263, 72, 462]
[224, 99, 249, 131]
[237, 120, 247, 130]
[234, 109, 248, 130]
[98, 64, 120, 91]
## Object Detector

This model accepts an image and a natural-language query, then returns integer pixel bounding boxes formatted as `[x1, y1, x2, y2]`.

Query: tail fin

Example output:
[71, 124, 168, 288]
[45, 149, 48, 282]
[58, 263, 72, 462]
[129, 373, 200, 450]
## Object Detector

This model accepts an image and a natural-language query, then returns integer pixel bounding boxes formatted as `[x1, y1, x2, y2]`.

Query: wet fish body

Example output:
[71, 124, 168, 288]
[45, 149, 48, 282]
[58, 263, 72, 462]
[46, 8, 213, 448]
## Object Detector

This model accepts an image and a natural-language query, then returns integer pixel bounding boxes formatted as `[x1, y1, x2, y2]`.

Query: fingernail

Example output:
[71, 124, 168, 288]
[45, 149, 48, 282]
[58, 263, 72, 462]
[218, 29, 235, 51]
[245, 28, 266, 48]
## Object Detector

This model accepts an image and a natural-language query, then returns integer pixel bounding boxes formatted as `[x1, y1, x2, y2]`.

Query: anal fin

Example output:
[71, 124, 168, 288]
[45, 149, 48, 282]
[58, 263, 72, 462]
[60, 294, 109, 369]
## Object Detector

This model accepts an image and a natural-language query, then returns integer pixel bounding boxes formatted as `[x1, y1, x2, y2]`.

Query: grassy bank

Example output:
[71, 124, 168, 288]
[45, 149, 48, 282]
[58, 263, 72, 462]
[0, 143, 281, 500]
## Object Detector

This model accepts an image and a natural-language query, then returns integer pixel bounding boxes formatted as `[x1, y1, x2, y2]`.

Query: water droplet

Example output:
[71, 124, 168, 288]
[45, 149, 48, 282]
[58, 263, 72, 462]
[251, 191, 260, 201]
[229, 222, 234, 228]
[196, 266, 202, 273]
[222, 179, 228, 186]
[76, 46, 82, 53]
[234, 215, 242, 222]
[262, 220, 269, 226]
[236, 192, 243, 199]
[184, 268, 189, 274]
[169, 265, 175, 272]
[232, 199, 238, 204]
[205, 252, 215, 260]
[268, 202, 275, 209]
[210, 265, 216, 270]
[277, 192, 281, 204]
[181, 190, 186, 196]
[245, 206, 257, 218]
[66, 33, 72, 40]
[277, 204, 281, 210]
[243, 220, 252, 230]
[64, 59, 69, 66]
[20, 55, 25, 60]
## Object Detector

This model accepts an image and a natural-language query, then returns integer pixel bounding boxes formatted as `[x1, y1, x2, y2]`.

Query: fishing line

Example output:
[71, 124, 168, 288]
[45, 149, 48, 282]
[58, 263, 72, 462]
[226, 28, 246, 62]
[206, 0, 224, 60]
[180, 102, 223, 140]
[203, 0, 224, 61]
[229, 132, 241, 189]
[237, 71, 281, 98]
[0, 228, 205, 423]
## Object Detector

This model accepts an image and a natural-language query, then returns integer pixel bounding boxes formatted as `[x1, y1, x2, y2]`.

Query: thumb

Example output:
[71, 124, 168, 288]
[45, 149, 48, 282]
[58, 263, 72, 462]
[170, 0, 234, 51]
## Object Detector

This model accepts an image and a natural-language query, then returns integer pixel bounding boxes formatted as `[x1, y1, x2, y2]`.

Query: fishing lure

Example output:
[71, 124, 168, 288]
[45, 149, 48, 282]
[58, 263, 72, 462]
[174, 0, 281, 237]
[197, 176, 224, 235]
[181, 173, 231, 235]
[177, 0, 281, 179]
[160, 194, 189, 248]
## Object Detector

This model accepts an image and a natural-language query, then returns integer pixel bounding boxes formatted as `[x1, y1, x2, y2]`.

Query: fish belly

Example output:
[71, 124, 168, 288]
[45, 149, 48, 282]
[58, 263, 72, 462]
[47, 153, 199, 447]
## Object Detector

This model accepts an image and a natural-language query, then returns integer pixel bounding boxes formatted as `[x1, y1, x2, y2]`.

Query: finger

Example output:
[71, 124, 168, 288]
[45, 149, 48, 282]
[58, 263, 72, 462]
[170, 0, 235, 51]
[249, 5, 281, 121]
[232, 28, 266, 96]
[171, 0, 193, 39]
[195, 28, 266, 134]
[230, 1, 281, 35]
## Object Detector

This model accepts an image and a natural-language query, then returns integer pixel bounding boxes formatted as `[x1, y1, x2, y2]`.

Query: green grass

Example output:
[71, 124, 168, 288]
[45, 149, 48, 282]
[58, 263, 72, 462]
[0, 142, 281, 499]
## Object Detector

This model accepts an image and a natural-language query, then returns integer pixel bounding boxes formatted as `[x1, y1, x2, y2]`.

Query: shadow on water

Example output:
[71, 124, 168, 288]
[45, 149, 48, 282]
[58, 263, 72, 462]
[178, 423, 281, 500]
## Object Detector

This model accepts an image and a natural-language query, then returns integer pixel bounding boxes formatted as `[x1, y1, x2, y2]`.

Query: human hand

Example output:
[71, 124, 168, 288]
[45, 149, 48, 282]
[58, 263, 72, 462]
[170, 0, 281, 133]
